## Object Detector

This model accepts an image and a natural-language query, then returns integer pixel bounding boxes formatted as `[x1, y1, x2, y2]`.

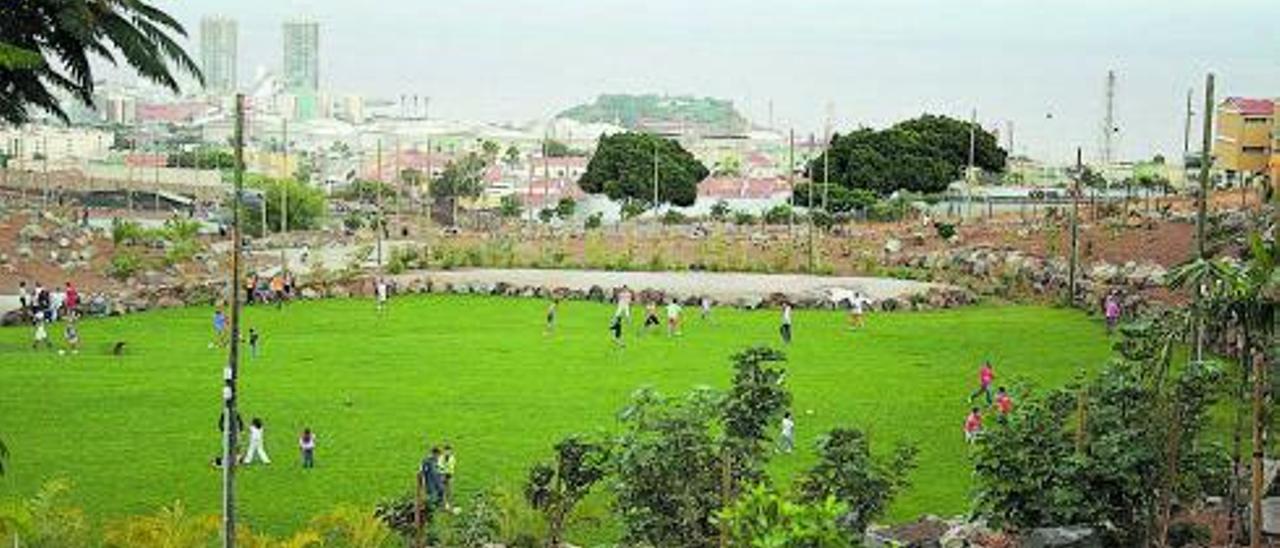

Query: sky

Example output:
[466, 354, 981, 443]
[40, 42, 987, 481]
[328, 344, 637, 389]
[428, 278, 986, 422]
[151, 0, 1280, 163]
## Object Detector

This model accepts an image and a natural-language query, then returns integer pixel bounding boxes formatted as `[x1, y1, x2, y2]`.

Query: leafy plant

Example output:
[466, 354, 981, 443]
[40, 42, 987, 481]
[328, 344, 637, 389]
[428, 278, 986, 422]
[716, 485, 852, 548]
[796, 428, 918, 535]
[109, 249, 145, 280]
[310, 505, 395, 548]
[710, 200, 731, 222]
[661, 209, 687, 225]
[584, 212, 603, 230]
[103, 501, 217, 548]
[525, 436, 611, 545]
[0, 478, 92, 547]
[445, 492, 502, 548]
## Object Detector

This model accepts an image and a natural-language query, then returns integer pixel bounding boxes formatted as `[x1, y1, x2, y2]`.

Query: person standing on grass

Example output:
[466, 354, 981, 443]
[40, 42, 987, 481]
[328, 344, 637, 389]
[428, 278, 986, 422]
[665, 299, 682, 336]
[643, 301, 661, 334]
[779, 302, 793, 345]
[964, 407, 983, 443]
[248, 328, 260, 358]
[439, 444, 456, 510]
[848, 292, 870, 330]
[375, 278, 389, 313]
[212, 308, 227, 349]
[32, 315, 52, 350]
[18, 281, 29, 312]
[64, 281, 79, 317]
[270, 274, 285, 308]
[299, 428, 316, 469]
[1104, 291, 1121, 334]
[64, 317, 80, 354]
[779, 412, 795, 454]
[700, 296, 713, 321]
[545, 298, 559, 335]
[969, 361, 995, 405]
[615, 285, 633, 323]
[421, 446, 445, 508]
[243, 418, 271, 464]
[609, 313, 625, 348]
[994, 387, 1013, 423]
[35, 282, 50, 320]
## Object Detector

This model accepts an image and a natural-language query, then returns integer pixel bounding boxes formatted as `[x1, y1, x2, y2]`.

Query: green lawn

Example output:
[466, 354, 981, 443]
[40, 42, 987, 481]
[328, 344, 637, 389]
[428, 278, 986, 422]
[0, 296, 1113, 541]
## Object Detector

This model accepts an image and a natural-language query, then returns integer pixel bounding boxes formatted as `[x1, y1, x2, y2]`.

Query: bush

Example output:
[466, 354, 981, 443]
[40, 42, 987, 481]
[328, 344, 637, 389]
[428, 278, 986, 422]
[163, 239, 202, 266]
[717, 485, 852, 547]
[661, 210, 687, 225]
[109, 250, 144, 280]
[796, 428, 918, 535]
[620, 200, 648, 221]
[934, 221, 957, 240]
[446, 492, 502, 547]
[343, 211, 367, 231]
[111, 218, 146, 245]
[763, 204, 792, 225]
[732, 211, 756, 226]
[584, 212, 603, 230]
[709, 200, 731, 222]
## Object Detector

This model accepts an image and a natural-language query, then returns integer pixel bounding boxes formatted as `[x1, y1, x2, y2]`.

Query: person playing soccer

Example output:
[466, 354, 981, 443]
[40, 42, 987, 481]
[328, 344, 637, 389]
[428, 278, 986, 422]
[848, 292, 870, 330]
[212, 308, 228, 348]
[248, 327, 260, 358]
[439, 444, 457, 510]
[665, 299, 682, 336]
[615, 285, 633, 323]
[643, 301, 661, 334]
[299, 428, 316, 469]
[964, 407, 983, 443]
[609, 313, 625, 347]
[994, 386, 1013, 423]
[970, 361, 995, 405]
[779, 412, 795, 454]
[779, 302, 793, 345]
[700, 296, 713, 322]
[64, 317, 80, 354]
[32, 316, 52, 350]
[243, 417, 271, 465]
[375, 278, 389, 313]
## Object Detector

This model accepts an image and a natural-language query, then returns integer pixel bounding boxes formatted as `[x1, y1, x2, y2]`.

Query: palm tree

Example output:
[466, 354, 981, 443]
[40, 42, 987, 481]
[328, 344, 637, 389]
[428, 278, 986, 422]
[1, 0, 201, 124]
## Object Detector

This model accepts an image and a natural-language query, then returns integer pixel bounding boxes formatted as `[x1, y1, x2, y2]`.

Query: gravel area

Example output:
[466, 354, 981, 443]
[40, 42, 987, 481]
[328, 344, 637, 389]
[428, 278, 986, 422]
[402, 268, 942, 303]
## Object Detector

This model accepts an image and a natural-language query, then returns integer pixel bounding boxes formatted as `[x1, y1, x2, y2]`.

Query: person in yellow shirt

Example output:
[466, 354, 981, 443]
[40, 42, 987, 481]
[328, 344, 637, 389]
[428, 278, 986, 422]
[438, 444, 457, 510]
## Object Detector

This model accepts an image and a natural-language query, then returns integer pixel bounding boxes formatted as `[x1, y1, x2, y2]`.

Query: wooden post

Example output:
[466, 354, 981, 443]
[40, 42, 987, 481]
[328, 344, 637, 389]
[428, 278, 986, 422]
[221, 93, 247, 548]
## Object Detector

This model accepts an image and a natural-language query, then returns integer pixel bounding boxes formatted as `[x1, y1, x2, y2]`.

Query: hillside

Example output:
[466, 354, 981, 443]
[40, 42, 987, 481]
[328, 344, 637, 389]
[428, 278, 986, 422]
[557, 93, 749, 134]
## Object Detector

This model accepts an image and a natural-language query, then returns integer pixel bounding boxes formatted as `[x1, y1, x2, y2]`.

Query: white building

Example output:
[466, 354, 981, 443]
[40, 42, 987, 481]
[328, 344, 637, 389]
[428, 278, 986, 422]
[0, 125, 114, 169]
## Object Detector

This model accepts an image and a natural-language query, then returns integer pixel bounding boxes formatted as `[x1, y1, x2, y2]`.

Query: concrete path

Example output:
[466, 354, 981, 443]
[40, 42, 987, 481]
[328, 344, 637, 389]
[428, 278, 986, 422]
[402, 268, 941, 303]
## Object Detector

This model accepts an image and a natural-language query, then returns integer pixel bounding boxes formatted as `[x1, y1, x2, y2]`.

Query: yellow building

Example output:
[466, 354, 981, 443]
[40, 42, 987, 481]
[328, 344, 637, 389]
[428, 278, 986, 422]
[1214, 97, 1274, 182]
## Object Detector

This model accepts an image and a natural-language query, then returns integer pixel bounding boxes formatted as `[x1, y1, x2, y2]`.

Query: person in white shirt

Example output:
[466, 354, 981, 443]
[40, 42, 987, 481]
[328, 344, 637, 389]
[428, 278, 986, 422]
[779, 412, 795, 453]
[375, 279, 388, 312]
[700, 296, 712, 322]
[848, 292, 872, 330]
[615, 286, 633, 321]
[665, 300, 682, 336]
[243, 418, 271, 464]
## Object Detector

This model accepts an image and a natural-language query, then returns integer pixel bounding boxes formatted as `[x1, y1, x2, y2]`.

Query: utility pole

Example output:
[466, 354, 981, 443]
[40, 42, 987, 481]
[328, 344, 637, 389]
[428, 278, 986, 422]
[376, 139, 384, 269]
[1182, 88, 1194, 180]
[1103, 70, 1116, 168]
[1068, 147, 1082, 305]
[967, 109, 977, 179]
[651, 137, 659, 212]
[280, 119, 289, 274]
[222, 93, 247, 548]
[823, 101, 832, 210]
[788, 129, 795, 232]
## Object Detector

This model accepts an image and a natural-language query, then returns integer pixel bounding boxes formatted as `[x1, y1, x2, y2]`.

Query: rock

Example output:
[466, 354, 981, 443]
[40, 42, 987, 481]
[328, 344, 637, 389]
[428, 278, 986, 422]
[1022, 526, 1101, 548]
[58, 237, 70, 248]
[586, 285, 606, 302]
[19, 223, 49, 241]
[300, 287, 319, 300]
[884, 238, 903, 255]
[1, 309, 31, 327]
[1089, 263, 1119, 283]
[737, 296, 764, 310]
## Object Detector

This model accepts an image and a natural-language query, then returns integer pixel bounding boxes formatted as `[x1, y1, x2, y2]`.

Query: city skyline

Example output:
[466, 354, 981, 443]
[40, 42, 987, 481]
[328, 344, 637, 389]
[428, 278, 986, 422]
[140, 1, 1280, 163]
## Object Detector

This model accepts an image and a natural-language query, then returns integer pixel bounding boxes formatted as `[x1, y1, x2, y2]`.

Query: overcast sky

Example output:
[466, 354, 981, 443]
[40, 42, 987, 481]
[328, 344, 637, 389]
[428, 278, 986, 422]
[152, 0, 1279, 163]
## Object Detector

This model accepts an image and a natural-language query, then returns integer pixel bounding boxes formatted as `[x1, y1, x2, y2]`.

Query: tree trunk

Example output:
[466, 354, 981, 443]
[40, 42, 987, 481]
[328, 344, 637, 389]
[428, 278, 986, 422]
[1228, 324, 1250, 544]
[1250, 344, 1265, 548]
[1157, 399, 1182, 547]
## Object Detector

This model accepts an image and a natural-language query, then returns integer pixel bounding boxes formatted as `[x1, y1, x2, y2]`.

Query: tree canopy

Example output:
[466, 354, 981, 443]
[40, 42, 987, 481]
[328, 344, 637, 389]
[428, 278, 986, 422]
[1, 0, 201, 125]
[578, 132, 708, 207]
[806, 115, 1007, 196]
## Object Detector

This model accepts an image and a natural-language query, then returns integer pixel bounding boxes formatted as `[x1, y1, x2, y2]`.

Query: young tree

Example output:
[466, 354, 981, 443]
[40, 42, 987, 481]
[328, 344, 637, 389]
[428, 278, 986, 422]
[554, 197, 576, 221]
[578, 132, 708, 208]
[524, 436, 611, 546]
[717, 485, 852, 547]
[796, 428, 918, 535]
[2, 0, 201, 124]
[499, 194, 522, 219]
[709, 200, 731, 222]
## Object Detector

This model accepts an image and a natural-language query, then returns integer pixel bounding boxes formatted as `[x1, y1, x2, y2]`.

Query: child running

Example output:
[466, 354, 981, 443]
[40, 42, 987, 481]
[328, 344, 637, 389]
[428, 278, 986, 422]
[609, 313, 625, 347]
[665, 299, 682, 336]
[64, 317, 80, 354]
[969, 361, 995, 405]
[615, 286, 633, 323]
[299, 428, 316, 468]
[964, 407, 983, 443]
[243, 418, 271, 464]
[375, 279, 389, 313]
[212, 308, 227, 349]
[643, 301, 660, 334]
[994, 387, 1013, 423]
[848, 292, 870, 330]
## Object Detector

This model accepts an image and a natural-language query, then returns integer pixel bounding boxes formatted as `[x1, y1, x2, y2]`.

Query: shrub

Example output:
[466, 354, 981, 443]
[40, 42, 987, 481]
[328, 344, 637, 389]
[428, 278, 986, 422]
[661, 209, 687, 225]
[109, 249, 144, 280]
[163, 239, 202, 266]
[732, 211, 756, 226]
[111, 218, 146, 245]
[796, 428, 918, 535]
[524, 437, 610, 545]
[445, 492, 502, 547]
[934, 221, 957, 240]
[717, 485, 851, 547]
[763, 204, 792, 225]
[0, 479, 92, 547]
[344, 211, 367, 231]
[103, 501, 218, 548]
[709, 200, 731, 222]
[584, 212, 603, 230]
[620, 200, 647, 221]
[387, 246, 422, 274]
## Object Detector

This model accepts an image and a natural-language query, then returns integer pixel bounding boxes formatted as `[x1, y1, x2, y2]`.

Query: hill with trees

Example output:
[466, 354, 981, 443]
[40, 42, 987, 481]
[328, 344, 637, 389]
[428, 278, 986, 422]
[558, 94, 749, 134]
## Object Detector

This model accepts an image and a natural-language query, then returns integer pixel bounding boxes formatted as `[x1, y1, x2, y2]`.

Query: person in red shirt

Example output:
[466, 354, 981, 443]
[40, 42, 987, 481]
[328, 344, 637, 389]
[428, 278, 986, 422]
[964, 407, 983, 443]
[64, 281, 79, 318]
[994, 387, 1013, 423]
[969, 361, 995, 405]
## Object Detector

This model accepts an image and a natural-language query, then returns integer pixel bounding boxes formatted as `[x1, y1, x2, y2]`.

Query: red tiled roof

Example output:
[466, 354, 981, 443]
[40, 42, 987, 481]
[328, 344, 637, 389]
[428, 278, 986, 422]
[1223, 97, 1274, 116]
[698, 176, 789, 199]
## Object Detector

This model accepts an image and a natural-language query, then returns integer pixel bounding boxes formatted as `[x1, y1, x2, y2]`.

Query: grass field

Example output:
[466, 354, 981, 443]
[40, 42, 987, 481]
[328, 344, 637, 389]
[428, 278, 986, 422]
[0, 295, 1113, 541]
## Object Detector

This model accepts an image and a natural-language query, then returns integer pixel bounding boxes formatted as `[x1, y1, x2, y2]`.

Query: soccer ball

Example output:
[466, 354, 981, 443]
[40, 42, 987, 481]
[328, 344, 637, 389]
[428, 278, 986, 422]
[58, 350, 66, 356]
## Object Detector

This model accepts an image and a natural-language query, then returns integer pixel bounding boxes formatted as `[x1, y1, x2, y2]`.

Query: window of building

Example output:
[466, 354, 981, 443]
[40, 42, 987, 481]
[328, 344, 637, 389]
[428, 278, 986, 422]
[1244, 117, 1272, 124]
[1242, 146, 1268, 154]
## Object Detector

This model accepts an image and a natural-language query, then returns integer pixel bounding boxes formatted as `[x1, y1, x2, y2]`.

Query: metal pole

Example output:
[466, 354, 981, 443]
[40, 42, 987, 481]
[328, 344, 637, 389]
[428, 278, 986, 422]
[377, 139, 384, 268]
[1183, 88, 1193, 182]
[1194, 74, 1214, 363]
[788, 129, 795, 232]
[222, 93, 247, 548]
[652, 137, 659, 210]
[1068, 147, 1081, 305]
[280, 119, 288, 274]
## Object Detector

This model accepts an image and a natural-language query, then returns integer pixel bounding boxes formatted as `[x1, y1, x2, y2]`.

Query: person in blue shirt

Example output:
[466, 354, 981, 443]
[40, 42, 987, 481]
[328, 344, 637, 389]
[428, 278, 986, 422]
[420, 446, 445, 508]
[212, 308, 227, 348]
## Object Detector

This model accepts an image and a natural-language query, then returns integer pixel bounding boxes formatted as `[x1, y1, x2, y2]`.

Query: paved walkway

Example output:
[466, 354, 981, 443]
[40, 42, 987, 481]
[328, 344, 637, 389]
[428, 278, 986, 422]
[403, 268, 941, 302]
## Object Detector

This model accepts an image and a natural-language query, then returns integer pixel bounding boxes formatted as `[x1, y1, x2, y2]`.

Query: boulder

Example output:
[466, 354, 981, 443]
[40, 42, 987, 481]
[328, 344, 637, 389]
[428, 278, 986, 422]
[1022, 526, 1101, 548]
[57, 237, 70, 248]
[884, 238, 903, 255]
[736, 296, 764, 310]
[586, 285, 607, 302]
[19, 223, 49, 241]
[1, 309, 31, 327]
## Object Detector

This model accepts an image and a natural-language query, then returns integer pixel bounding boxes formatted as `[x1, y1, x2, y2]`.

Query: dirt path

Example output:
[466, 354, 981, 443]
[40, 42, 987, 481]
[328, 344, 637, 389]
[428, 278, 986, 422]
[398, 268, 942, 303]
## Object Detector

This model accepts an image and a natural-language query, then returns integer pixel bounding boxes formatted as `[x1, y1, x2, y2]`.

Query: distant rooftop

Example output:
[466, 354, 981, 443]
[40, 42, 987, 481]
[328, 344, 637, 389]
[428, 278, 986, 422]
[1222, 97, 1275, 116]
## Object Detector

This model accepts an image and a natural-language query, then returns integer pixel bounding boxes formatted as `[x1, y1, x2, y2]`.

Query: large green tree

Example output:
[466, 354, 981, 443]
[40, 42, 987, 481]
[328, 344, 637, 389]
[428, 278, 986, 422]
[578, 132, 708, 207]
[1, 0, 201, 124]
[807, 115, 1007, 196]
